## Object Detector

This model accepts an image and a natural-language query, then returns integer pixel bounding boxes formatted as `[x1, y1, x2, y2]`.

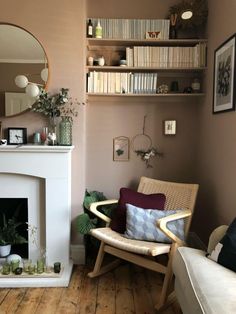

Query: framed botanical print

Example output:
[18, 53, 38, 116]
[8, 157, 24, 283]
[213, 33, 236, 113]
[113, 136, 129, 161]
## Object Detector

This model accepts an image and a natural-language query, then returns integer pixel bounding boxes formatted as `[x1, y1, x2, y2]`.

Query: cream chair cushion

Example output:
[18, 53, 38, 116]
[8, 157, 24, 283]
[90, 227, 171, 256]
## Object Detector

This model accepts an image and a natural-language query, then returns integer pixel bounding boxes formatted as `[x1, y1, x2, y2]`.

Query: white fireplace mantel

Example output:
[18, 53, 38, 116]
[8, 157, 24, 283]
[0, 145, 74, 287]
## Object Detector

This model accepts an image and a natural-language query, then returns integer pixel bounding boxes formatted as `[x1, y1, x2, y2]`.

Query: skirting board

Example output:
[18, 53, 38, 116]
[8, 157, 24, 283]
[187, 232, 207, 251]
[70, 244, 86, 265]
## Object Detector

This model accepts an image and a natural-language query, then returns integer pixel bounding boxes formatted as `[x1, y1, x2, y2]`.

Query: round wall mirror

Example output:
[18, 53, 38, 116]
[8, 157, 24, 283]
[0, 23, 48, 117]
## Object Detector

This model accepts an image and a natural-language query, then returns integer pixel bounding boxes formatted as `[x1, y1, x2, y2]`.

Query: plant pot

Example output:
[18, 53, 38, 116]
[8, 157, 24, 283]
[0, 244, 11, 257]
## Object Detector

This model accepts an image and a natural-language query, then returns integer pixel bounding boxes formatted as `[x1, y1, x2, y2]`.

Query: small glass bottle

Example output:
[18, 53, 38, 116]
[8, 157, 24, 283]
[95, 20, 102, 38]
[191, 78, 201, 93]
[87, 19, 93, 38]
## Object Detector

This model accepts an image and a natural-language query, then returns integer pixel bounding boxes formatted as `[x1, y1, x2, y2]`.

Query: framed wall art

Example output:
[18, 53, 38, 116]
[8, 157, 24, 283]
[113, 136, 129, 161]
[213, 33, 236, 113]
[164, 120, 176, 135]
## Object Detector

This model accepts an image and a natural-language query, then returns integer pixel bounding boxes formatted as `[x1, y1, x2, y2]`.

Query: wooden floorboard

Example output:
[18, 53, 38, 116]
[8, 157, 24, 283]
[0, 264, 180, 314]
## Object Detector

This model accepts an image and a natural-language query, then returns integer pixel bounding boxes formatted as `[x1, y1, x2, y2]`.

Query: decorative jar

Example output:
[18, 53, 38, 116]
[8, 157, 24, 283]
[59, 116, 72, 146]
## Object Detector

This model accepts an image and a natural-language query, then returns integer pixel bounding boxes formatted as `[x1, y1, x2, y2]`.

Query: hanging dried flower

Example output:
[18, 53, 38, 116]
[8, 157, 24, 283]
[135, 147, 163, 168]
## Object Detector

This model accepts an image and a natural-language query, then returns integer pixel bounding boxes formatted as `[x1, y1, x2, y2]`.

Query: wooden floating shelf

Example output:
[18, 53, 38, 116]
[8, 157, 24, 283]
[87, 38, 208, 47]
[86, 93, 205, 97]
[86, 66, 207, 72]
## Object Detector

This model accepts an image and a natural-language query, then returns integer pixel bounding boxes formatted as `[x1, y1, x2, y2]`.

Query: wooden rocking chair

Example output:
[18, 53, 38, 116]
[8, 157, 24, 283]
[87, 176, 199, 311]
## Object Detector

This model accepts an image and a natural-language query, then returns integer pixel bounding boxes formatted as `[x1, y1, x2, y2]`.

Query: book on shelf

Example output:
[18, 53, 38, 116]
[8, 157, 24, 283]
[126, 43, 207, 68]
[87, 71, 158, 95]
[87, 18, 170, 40]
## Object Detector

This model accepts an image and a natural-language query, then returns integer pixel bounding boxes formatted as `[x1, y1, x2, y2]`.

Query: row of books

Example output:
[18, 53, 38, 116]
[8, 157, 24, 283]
[88, 18, 170, 40]
[126, 43, 207, 68]
[87, 71, 158, 94]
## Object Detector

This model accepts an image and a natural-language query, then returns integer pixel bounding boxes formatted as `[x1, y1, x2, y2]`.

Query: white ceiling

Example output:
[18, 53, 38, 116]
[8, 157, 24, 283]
[0, 24, 46, 63]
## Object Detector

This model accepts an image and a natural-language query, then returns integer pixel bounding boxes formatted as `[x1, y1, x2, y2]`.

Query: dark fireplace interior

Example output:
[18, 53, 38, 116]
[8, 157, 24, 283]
[0, 198, 28, 258]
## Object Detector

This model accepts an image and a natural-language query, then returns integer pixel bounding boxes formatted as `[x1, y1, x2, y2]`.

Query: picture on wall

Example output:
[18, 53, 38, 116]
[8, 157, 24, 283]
[164, 120, 176, 135]
[213, 33, 236, 113]
[113, 136, 129, 161]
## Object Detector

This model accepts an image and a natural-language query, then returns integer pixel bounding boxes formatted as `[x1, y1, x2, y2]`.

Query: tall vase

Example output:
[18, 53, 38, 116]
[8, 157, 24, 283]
[59, 116, 72, 146]
[48, 116, 57, 145]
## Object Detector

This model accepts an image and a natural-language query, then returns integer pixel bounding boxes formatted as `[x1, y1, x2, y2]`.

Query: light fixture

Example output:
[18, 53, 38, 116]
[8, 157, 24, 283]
[25, 83, 40, 98]
[40, 68, 48, 82]
[168, 0, 208, 30]
[15, 75, 29, 88]
[181, 9, 193, 20]
[14, 67, 48, 97]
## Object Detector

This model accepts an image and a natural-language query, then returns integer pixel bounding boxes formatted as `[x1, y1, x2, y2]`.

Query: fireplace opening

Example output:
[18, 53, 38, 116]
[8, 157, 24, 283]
[0, 198, 28, 258]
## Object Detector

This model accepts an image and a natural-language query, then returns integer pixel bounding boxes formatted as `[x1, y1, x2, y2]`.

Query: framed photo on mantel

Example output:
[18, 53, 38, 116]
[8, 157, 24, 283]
[213, 33, 236, 114]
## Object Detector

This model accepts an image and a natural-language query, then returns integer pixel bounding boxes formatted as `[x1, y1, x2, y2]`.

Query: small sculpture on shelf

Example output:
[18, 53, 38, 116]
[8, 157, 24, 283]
[169, 13, 178, 39]
[157, 84, 169, 94]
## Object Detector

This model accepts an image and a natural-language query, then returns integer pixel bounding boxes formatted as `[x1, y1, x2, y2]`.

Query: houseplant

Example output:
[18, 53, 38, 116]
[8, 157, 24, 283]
[31, 88, 81, 145]
[77, 190, 115, 259]
[0, 214, 27, 257]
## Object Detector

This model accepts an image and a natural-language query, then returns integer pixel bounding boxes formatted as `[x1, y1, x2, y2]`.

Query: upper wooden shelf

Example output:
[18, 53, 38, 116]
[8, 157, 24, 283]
[87, 38, 208, 47]
[86, 66, 207, 72]
[86, 92, 205, 97]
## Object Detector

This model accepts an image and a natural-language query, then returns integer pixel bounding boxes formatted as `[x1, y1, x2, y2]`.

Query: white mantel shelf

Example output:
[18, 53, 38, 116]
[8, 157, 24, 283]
[0, 145, 74, 153]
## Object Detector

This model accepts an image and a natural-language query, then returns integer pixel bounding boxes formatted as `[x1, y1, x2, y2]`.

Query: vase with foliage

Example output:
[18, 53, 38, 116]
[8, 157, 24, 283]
[0, 214, 27, 257]
[31, 88, 81, 145]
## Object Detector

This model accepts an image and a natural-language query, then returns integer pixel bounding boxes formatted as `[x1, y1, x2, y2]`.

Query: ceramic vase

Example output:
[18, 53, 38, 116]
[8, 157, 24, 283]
[59, 116, 72, 146]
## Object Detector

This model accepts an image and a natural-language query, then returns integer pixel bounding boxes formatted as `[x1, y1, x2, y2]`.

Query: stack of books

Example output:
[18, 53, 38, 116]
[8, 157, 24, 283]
[87, 72, 158, 94]
[88, 18, 170, 40]
[126, 43, 207, 68]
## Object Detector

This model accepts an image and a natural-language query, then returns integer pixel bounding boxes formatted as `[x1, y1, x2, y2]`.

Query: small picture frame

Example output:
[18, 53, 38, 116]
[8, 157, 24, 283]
[213, 33, 236, 113]
[164, 120, 176, 135]
[113, 136, 129, 161]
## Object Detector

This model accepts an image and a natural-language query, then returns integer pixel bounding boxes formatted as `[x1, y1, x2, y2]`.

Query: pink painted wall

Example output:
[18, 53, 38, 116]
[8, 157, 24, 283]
[86, 0, 200, 197]
[0, 0, 86, 244]
[192, 0, 236, 243]
[3, 0, 232, 246]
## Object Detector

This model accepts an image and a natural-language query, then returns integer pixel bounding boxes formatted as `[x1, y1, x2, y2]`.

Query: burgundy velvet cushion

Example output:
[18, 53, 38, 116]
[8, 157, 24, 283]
[110, 187, 166, 234]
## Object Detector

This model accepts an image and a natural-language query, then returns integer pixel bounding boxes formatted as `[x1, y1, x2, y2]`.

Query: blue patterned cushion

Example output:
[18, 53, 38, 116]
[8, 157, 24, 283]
[124, 204, 185, 244]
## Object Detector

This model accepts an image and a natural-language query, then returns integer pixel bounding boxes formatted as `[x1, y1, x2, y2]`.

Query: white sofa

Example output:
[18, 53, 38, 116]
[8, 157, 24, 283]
[173, 225, 236, 314]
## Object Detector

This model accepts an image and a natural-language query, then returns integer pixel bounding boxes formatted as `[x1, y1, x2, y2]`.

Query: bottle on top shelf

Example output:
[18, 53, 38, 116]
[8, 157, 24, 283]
[87, 19, 93, 38]
[95, 20, 103, 38]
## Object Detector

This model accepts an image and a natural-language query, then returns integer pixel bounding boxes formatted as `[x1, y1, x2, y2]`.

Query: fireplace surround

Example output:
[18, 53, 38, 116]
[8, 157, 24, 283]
[0, 145, 74, 287]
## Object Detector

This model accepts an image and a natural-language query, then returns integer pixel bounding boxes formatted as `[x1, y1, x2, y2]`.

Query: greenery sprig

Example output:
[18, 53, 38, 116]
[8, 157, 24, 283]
[32, 88, 83, 122]
[0, 214, 27, 246]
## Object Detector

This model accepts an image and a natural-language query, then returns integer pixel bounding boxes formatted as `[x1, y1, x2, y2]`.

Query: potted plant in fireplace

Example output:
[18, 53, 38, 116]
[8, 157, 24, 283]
[0, 214, 27, 257]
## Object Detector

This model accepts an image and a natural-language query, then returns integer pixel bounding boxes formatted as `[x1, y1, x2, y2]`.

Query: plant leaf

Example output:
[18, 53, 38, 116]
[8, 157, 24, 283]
[77, 213, 96, 235]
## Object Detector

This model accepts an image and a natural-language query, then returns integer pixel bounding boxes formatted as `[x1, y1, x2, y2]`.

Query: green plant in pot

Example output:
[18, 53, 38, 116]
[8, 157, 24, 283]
[77, 190, 115, 259]
[0, 214, 27, 257]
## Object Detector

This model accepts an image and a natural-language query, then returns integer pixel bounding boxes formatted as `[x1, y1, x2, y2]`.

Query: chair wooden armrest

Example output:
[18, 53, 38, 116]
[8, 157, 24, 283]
[89, 199, 118, 225]
[157, 210, 192, 245]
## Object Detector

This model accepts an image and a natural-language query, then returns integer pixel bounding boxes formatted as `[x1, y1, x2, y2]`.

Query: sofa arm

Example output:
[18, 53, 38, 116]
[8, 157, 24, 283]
[207, 225, 228, 254]
[157, 210, 192, 245]
[89, 199, 118, 226]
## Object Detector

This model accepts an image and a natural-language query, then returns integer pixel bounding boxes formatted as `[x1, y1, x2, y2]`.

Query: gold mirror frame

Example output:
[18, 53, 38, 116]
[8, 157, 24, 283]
[0, 23, 49, 118]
